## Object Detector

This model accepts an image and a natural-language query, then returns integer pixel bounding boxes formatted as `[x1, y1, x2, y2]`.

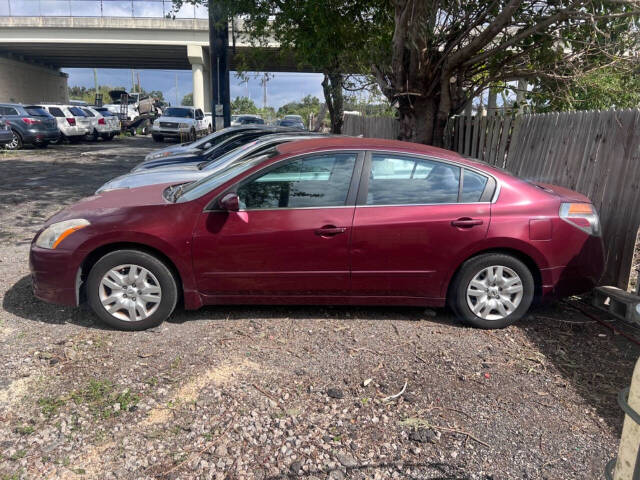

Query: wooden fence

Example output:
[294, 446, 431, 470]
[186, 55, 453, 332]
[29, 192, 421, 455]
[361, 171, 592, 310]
[343, 114, 399, 139]
[346, 110, 640, 289]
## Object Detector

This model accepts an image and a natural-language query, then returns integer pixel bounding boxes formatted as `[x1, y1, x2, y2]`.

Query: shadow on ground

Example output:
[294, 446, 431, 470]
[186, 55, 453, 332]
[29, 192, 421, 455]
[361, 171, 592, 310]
[520, 300, 638, 435]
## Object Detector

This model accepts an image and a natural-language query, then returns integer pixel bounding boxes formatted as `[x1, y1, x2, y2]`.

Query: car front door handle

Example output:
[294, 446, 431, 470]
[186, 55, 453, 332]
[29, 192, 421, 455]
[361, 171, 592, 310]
[451, 218, 484, 228]
[315, 225, 347, 237]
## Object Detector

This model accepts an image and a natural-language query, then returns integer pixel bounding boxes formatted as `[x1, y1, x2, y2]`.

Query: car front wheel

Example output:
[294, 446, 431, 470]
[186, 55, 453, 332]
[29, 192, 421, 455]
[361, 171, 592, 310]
[86, 250, 178, 330]
[449, 253, 534, 329]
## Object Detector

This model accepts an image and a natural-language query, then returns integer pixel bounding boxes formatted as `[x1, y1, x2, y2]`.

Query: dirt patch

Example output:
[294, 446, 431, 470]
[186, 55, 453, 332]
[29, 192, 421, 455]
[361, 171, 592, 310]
[0, 137, 637, 479]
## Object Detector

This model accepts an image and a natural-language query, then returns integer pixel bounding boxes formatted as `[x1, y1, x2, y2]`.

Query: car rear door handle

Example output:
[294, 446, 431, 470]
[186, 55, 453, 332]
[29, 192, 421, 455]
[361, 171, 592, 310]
[315, 225, 347, 237]
[451, 218, 484, 228]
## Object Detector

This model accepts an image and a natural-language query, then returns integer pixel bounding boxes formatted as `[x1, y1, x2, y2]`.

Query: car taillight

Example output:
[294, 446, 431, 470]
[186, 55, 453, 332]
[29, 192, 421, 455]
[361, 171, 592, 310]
[22, 117, 41, 125]
[559, 202, 601, 236]
[98, 117, 105, 125]
[66, 117, 76, 126]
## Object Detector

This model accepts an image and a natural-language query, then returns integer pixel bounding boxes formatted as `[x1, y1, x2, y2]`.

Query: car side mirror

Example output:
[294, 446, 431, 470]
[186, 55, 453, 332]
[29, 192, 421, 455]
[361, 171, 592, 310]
[219, 193, 239, 212]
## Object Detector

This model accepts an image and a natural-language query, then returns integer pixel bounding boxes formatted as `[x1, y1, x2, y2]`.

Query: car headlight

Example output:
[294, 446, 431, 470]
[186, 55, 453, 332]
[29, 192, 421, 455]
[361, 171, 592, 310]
[179, 123, 189, 128]
[35, 219, 90, 249]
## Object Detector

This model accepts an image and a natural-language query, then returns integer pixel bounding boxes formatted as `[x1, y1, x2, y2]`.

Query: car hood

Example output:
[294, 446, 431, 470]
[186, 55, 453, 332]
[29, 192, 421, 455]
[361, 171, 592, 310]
[144, 143, 194, 160]
[157, 116, 193, 123]
[47, 183, 173, 225]
[133, 153, 202, 171]
[96, 167, 205, 193]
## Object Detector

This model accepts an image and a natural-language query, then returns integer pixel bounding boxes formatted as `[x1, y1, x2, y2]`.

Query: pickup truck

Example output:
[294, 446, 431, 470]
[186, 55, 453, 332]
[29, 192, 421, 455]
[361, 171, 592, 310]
[151, 106, 212, 142]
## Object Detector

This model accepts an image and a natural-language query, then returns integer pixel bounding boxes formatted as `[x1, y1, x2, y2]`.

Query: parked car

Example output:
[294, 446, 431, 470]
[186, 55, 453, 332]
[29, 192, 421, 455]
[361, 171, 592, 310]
[151, 106, 212, 142]
[93, 107, 122, 138]
[0, 116, 13, 146]
[81, 107, 120, 141]
[40, 104, 91, 144]
[0, 103, 60, 149]
[30, 137, 604, 331]
[136, 128, 297, 171]
[96, 133, 327, 193]
[276, 118, 306, 130]
[231, 114, 265, 126]
[144, 125, 292, 162]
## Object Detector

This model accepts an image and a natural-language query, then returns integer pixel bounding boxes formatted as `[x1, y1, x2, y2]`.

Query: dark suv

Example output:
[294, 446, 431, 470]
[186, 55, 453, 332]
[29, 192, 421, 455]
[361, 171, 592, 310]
[0, 103, 60, 149]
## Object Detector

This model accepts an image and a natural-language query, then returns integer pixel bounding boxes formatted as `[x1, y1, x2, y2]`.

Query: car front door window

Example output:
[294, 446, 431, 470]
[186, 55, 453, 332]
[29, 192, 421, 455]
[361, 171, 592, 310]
[236, 154, 357, 209]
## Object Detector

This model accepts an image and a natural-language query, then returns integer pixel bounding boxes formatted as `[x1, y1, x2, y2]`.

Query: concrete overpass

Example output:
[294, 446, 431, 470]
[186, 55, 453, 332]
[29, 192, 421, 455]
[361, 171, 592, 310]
[0, 16, 305, 110]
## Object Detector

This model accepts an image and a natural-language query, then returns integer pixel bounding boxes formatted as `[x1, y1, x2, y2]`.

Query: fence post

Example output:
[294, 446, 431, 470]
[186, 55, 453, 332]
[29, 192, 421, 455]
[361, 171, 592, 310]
[607, 356, 640, 479]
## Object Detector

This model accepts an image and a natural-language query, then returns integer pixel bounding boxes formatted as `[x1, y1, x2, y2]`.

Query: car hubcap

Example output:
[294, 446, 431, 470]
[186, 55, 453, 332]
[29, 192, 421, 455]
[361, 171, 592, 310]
[466, 265, 523, 321]
[98, 264, 161, 322]
[7, 133, 18, 149]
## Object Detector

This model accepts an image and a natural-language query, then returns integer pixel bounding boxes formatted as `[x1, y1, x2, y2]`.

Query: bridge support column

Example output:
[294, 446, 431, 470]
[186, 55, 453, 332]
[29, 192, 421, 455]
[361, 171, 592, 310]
[203, 53, 211, 115]
[187, 44, 206, 111]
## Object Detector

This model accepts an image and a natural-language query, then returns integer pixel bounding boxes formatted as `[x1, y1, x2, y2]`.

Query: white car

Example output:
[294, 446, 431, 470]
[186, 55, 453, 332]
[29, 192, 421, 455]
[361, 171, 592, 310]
[151, 106, 212, 142]
[40, 104, 92, 143]
[81, 106, 120, 141]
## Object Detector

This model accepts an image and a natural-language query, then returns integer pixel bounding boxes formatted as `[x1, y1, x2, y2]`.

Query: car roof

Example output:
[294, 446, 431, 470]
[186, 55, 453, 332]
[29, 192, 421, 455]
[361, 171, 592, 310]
[276, 137, 465, 162]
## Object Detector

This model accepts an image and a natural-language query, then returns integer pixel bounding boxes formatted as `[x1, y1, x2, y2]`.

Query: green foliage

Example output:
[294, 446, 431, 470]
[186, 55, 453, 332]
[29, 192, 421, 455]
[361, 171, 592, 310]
[276, 95, 322, 126]
[38, 396, 66, 418]
[181, 93, 193, 106]
[529, 68, 640, 112]
[68, 85, 165, 104]
[231, 96, 259, 114]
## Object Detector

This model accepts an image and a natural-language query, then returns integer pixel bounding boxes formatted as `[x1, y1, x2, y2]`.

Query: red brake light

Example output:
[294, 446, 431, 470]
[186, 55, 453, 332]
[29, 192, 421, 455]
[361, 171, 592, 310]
[98, 117, 105, 125]
[21, 117, 40, 125]
[66, 117, 76, 126]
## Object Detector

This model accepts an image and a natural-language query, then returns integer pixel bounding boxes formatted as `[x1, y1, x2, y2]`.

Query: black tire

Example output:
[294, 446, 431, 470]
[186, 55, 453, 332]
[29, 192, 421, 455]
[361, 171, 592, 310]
[88, 129, 99, 141]
[141, 120, 151, 135]
[69, 136, 82, 144]
[101, 133, 114, 141]
[53, 135, 65, 145]
[448, 253, 534, 329]
[86, 249, 179, 331]
[152, 134, 163, 142]
[4, 129, 22, 150]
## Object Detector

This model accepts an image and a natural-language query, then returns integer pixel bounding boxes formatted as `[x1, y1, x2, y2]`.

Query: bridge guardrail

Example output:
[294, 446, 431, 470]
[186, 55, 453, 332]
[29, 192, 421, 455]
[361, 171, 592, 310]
[0, 0, 207, 19]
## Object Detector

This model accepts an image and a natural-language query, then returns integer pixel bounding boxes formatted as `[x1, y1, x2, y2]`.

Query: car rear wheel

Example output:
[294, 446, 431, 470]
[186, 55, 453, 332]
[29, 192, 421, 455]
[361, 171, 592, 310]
[86, 250, 178, 331]
[4, 130, 22, 150]
[449, 253, 534, 329]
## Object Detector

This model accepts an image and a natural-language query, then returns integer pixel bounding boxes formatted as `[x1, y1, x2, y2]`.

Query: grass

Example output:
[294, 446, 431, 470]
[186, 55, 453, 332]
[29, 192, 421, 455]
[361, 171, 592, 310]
[38, 379, 139, 420]
[13, 425, 34, 435]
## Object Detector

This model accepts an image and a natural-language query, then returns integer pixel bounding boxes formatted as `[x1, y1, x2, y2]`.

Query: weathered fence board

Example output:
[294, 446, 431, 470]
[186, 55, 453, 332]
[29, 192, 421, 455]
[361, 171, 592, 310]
[346, 110, 640, 288]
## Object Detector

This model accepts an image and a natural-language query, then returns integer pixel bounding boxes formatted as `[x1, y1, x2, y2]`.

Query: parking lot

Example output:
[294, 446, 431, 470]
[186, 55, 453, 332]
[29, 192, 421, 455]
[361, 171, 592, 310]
[0, 136, 637, 479]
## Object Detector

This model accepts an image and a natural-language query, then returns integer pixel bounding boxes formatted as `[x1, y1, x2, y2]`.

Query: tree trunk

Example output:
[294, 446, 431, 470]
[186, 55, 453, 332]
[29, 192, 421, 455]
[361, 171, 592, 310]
[396, 96, 439, 145]
[321, 72, 344, 134]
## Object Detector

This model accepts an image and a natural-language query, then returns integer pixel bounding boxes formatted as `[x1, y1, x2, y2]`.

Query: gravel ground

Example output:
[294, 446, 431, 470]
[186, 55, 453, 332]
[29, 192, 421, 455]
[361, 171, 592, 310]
[1, 137, 638, 480]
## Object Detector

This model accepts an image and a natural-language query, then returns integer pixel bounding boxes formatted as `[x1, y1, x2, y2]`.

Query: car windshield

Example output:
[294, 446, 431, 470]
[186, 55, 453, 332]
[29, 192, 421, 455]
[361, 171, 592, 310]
[177, 149, 278, 203]
[97, 110, 114, 117]
[190, 128, 245, 150]
[164, 108, 193, 118]
[199, 141, 261, 170]
[24, 106, 50, 117]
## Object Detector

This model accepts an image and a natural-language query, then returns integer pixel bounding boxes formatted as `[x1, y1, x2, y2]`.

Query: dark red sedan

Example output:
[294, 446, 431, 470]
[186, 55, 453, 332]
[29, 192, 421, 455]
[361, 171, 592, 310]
[30, 137, 604, 330]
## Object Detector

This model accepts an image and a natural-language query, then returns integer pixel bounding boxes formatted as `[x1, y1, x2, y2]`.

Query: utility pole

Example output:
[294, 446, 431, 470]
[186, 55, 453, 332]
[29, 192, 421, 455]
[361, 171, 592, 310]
[209, 0, 231, 129]
[175, 73, 178, 106]
[93, 68, 98, 94]
[137, 72, 141, 94]
[261, 73, 267, 110]
[131, 69, 135, 93]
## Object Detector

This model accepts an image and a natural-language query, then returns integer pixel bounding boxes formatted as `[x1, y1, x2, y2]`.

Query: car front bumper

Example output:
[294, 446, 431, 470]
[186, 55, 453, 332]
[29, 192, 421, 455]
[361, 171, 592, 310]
[29, 245, 80, 306]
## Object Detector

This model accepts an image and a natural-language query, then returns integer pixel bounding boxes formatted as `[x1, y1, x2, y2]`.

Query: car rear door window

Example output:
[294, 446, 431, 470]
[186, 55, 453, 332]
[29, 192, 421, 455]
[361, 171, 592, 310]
[48, 107, 65, 117]
[69, 107, 86, 117]
[460, 169, 489, 203]
[237, 153, 357, 209]
[366, 154, 460, 205]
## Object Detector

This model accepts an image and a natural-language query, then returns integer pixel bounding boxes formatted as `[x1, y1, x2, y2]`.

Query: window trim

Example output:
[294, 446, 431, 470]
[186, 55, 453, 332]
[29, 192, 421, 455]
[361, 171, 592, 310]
[203, 150, 365, 212]
[357, 149, 498, 208]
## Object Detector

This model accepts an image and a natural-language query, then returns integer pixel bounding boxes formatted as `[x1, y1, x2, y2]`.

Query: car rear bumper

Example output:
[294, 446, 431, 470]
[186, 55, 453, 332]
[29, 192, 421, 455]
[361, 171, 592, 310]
[29, 246, 79, 306]
[23, 129, 61, 144]
[540, 235, 605, 298]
